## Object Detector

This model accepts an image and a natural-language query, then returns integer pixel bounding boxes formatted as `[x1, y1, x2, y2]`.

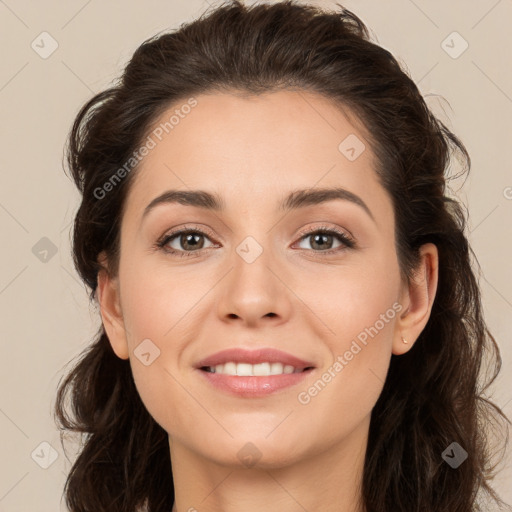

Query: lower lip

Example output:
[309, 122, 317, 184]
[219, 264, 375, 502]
[197, 368, 315, 397]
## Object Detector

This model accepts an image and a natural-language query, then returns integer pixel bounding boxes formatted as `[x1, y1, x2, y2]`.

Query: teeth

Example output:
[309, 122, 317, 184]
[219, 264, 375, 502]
[207, 362, 301, 376]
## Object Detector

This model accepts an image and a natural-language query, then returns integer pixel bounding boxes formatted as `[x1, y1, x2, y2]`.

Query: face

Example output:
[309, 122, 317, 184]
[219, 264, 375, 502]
[99, 90, 425, 470]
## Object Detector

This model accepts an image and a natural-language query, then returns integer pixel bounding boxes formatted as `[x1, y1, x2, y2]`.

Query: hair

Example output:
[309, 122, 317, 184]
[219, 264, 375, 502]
[54, 1, 510, 511]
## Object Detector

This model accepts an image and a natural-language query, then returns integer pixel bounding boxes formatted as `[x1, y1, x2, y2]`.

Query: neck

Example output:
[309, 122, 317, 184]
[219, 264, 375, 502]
[169, 417, 369, 512]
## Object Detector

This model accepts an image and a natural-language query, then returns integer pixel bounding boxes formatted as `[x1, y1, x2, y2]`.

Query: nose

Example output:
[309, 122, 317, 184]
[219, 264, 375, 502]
[215, 240, 292, 328]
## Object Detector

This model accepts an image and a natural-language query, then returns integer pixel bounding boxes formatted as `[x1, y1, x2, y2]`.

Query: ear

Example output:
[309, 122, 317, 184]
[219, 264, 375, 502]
[96, 251, 129, 360]
[393, 243, 439, 355]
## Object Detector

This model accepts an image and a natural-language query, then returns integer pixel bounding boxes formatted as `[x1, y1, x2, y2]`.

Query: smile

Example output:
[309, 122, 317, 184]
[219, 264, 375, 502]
[201, 362, 311, 375]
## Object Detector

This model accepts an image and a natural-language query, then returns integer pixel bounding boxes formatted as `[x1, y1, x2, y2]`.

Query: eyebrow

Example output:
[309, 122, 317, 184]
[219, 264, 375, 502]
[142, 187, 375, 222]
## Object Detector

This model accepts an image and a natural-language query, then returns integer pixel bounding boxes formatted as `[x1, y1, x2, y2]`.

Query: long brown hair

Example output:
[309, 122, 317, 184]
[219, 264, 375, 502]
[54, 1, 510, 510]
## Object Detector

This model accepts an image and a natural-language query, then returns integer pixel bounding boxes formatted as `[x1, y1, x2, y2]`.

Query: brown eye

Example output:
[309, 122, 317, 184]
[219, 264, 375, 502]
[296, 227, 355, 253]
[157, 228, 215, 257]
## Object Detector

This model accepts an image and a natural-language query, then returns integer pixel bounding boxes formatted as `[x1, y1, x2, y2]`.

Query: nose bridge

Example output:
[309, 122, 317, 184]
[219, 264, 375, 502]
[226, 201, 276, 265]
[230, 229, 276, 289]
[221, 194, 287, 273]
[227, 199, 293, 276]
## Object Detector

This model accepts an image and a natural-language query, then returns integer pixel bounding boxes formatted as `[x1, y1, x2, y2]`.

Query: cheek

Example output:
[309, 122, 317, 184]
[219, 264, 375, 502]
[121, 286, 193, 435]
[295, 256, 401, 419]
[295, 251, 401, 345]
[119, 262, 198, 345]
[118, 265, 209, 433]
[295, 301, 398, 447]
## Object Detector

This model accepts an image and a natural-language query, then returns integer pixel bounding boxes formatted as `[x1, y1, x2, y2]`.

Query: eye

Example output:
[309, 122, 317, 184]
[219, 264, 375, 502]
[156, 225, 216, 258]
[294, 225, 355, 253]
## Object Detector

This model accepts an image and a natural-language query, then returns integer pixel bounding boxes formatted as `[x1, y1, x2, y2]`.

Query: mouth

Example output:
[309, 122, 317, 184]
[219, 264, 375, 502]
[195, 347, 316, 397]
[200, 362, 314, 376]
[195, 347, 316, 374]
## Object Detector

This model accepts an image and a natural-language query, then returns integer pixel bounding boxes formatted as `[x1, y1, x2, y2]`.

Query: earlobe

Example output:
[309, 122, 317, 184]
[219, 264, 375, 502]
[96, 252, 130, 360]
[392, 243, 439, 355]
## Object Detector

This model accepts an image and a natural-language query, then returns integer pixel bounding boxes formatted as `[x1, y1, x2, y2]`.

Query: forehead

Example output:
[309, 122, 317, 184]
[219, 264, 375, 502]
[124, 90, 390, 221]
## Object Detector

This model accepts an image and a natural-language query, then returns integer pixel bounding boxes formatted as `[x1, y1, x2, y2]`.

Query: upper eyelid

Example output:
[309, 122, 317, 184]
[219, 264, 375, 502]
[162, 224, 218, 243]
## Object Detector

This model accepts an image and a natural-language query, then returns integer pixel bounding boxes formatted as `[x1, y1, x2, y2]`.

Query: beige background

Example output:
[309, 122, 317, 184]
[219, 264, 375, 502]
[0, 0, 510, 510]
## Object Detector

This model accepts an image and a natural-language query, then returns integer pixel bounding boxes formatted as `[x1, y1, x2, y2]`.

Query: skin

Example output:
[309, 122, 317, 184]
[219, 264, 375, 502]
[97, 90, 438, 512]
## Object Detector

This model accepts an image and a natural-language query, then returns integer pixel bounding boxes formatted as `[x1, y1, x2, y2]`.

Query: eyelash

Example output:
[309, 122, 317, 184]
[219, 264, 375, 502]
[155, 224, 356, 258]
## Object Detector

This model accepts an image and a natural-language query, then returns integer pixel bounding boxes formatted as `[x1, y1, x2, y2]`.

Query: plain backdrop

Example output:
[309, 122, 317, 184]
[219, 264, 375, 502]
[0, 0, 510, 510]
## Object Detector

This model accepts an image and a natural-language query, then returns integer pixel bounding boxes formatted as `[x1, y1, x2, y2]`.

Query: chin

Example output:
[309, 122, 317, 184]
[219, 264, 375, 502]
[195, 434, 306, 470]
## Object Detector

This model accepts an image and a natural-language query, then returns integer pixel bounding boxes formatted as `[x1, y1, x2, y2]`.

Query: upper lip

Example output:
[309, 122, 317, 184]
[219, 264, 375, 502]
[195, 348, 315, 370]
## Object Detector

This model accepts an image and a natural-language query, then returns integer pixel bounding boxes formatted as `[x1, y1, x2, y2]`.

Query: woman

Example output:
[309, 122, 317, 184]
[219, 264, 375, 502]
[54, 1, 510, 511]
